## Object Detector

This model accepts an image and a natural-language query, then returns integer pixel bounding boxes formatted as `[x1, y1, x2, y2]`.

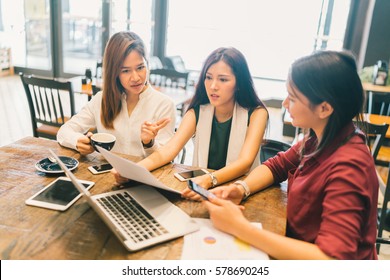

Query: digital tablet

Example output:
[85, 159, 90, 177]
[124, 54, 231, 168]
[25, 176, 94, 211]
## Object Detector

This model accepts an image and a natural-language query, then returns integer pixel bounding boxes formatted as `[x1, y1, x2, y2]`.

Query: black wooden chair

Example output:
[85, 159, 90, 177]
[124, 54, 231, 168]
[175, 146, 187, 165]
[149, 68, 190, 90]
[172, 128, 186, 164]
[260, 139, 291, 163]
[149, 56, 164, 70]
[356, 121, 389, 165]
[20, 73, 75, 140]
[150, 68, 191, 117]
[376, 163, 390, 254]
[95, 61, 103, 79]
[163, 56, 187, 73]
[367, 91, 390, 116]
[91, 84, 101, 96]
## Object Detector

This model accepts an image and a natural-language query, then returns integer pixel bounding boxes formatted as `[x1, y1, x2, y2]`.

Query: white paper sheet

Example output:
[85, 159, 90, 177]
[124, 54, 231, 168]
[97, 146, 180, 194]
[181, 218, 269, 260]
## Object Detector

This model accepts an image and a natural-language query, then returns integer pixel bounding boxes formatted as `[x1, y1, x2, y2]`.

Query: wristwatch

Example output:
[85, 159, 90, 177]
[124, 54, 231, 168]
[234, 180, 251, 200]
[208, 172, 218, 187]
[142, 139, 154, 148]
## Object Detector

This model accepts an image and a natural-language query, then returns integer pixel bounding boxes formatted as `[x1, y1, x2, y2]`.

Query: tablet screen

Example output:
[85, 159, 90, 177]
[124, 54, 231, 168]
[32, 179, 91, 206]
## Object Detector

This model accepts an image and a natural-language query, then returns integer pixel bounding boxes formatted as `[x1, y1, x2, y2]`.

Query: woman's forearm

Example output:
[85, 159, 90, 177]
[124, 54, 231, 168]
[235, 222, 332, 260]
[244, 164, 275, 194]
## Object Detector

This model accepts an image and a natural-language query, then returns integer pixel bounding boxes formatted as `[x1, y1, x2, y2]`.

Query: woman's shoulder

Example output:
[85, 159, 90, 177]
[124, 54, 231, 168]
[149, 86, 175, 104]
[88, 90, 103, 106]
[251, 105, 268, 113]
[329, 134, 373, 167]
[248, 106, 268, 121]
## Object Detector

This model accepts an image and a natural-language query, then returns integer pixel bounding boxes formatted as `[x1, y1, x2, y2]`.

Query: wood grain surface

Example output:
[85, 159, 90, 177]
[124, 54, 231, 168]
[0, 137, 286, 259]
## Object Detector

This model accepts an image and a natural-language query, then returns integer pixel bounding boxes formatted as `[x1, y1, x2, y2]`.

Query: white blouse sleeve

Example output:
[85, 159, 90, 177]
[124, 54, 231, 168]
[57, 93, 101, 151]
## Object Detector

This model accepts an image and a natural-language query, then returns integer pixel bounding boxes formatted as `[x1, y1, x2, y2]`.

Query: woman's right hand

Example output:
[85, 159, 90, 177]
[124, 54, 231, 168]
[209, 183, 245, 205]
[203, 196, 247, 237]
[76, 132, 95, 155]
[141, 118, 171, 146]
[111, 168, 130, 185]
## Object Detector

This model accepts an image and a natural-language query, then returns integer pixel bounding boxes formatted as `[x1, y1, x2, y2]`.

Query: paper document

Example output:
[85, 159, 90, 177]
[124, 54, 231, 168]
[97, 146, 180, 194]
[181, 218, 269, 260]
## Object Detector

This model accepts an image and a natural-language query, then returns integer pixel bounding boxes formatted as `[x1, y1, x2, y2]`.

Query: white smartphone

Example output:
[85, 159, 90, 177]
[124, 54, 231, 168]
[174, 168, 209, 181]
[88, 163, 113, 174]
[187, 180, 216, 200]
[25, 176, 94, 211]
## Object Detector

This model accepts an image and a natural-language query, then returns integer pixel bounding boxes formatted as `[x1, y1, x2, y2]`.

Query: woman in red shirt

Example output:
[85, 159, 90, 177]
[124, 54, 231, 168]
[204, 51, 379, 259]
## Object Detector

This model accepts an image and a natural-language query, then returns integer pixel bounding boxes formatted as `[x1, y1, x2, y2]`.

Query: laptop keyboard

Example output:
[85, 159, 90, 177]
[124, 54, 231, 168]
[97, 192, 169, 243]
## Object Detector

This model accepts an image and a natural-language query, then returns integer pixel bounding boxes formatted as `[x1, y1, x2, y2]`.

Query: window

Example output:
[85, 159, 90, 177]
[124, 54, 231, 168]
[166, 0, 351, 80]
[61, 0, 102, 75]
[111, 0, 153, 54]
[0, 0, 52, 70]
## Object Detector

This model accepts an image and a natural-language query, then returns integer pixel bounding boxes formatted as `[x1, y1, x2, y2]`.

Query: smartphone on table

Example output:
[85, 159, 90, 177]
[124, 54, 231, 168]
[187, 180, 216, 200]
[174, 168, 209, 181]
[25, 176, 94, 211]
[88, 163, 113, 174]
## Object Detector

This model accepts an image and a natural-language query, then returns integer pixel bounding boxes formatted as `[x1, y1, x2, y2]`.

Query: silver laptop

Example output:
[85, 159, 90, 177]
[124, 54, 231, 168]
[49, 150, 199, 252]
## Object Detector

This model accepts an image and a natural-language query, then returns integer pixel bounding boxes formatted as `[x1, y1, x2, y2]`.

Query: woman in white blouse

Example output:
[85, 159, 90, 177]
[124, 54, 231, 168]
[57, 31, 176, 157]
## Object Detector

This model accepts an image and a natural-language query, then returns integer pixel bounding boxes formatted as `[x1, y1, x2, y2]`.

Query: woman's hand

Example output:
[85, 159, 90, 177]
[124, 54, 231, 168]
[111, 168, 129, 185]
[141, 117, 171, 146]
[181, 174, 212, 201]
[203, 196, 247, 236]
[209, 183, 245, 205]
[76, 132, 95, 155]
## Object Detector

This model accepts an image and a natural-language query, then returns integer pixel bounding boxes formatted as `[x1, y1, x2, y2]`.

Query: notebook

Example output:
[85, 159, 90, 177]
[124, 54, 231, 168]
[96, 146, 181, 194]
[49, 150, 199, 252]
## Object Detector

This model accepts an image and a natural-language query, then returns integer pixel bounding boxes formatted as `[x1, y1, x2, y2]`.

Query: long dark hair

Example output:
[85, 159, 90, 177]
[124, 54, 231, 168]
[290, 50, 364, 156]
[187, 47, 265, 111]
[101, 31, 147, 129]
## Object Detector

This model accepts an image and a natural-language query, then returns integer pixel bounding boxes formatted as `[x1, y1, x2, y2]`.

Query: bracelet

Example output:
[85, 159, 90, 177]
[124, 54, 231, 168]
[234, 180, 250, 200]
[208, 172, 218, 187]
[142, 139, 154, 148]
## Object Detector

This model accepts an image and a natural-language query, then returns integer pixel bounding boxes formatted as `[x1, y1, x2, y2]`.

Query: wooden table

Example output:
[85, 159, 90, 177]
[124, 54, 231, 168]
[0, 137, 287, 260]
[363, 83, 390, 114]
[68, 76, 102, 102]
[363, 83, 390, 94]
[365, 113, 390, 138]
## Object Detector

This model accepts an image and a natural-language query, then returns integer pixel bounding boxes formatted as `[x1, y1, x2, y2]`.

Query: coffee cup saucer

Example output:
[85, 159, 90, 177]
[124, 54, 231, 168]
[35, 156, 79, 174]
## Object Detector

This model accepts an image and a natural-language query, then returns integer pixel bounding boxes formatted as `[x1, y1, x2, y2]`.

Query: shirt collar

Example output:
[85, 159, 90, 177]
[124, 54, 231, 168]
[122, 84, 152, 101]
[302, 121, 364, 166]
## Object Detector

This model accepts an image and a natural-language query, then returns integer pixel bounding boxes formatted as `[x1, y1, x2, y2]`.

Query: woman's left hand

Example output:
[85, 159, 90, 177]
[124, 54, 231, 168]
[111, 168, 129, 185]
[181, 174, 212, 201]
[141, 117, 170, 146]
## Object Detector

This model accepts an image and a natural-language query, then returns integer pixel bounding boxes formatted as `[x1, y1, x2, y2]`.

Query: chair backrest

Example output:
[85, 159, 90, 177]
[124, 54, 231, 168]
[260, 139, 291, 163]
[163, 56, 187, 73]
[368, 92, 390, 116]
[376, 163, 390, 253]
[175, 146, 187, 165]
[95, 61, 103, 79]
[149, 56, 164, 70]
[149, 68, 190, 90]
[357, 121, 389, 161]
[91, 84, 100, 96]
[19, 73, 75, 139]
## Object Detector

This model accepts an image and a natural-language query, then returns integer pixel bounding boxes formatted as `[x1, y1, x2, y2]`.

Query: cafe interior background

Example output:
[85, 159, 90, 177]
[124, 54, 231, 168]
[0, 0, 390, 259]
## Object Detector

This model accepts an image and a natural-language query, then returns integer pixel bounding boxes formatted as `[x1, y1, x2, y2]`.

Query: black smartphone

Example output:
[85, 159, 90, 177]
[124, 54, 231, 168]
[187, 180, 216, 200]
[88, 163, 113, 174]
